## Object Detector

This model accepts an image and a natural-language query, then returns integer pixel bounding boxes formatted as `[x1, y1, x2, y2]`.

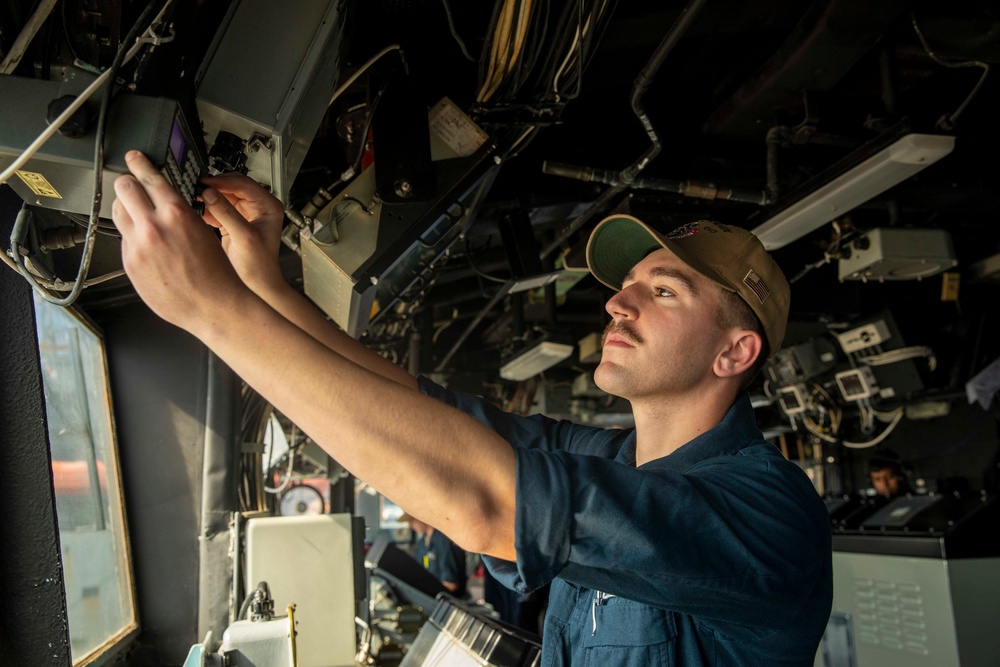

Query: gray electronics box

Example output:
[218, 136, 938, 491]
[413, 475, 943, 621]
[816, 553, 1000, 667]
[300, 98, 491, 336]
[196, 0, 347, 203]
[838, 228, 957, 282]
[0, 74, 190, 217]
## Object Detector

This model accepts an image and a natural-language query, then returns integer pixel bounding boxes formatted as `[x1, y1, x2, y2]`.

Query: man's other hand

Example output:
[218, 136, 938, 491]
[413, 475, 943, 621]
[200, 173, 286, 293]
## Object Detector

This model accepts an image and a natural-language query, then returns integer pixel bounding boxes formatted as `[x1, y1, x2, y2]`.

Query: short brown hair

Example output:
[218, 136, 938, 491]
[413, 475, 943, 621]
[715, 288, 769, 390]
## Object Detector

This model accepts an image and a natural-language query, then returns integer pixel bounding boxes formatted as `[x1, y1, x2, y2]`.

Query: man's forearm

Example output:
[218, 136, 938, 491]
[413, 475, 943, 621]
[197, 287, 517, 560]
[254, 280, 416, 389]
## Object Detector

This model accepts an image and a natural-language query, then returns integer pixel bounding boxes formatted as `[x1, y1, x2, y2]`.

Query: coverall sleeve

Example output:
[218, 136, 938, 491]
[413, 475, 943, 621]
[491, 445, 831, 634]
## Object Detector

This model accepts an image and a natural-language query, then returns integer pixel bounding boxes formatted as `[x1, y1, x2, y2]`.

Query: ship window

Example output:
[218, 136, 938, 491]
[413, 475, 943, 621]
[34, 295, 137, 665]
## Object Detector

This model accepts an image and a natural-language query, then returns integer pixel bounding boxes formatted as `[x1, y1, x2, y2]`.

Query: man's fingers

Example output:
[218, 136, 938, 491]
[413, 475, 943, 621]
[112, 172, 155, 219]
[201, 187, 252, 239]
[111, 197, 136, 238]
[201, 173, 271, 201]
[122, 150, 181, 206]
[201, 175, 284, 217]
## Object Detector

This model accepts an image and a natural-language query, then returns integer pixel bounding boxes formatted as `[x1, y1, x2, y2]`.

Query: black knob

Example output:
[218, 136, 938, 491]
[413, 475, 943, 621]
[47, 95, 92, 138]
[208, 131, 249, 174]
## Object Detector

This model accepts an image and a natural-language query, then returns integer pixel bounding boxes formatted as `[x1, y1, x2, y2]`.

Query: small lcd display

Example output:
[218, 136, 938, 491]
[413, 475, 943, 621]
[840, 373, 864, 396]
[169, 118, 186, 165]
[779, 390, 802, 412]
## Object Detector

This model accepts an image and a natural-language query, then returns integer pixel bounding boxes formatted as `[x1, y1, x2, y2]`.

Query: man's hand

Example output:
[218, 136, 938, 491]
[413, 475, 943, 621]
[200, 173, 286, 293]
[112, 151, 250, 335]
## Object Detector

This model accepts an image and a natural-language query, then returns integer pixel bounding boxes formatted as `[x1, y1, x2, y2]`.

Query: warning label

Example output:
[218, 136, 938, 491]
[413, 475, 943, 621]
[16, 170, 62, 199]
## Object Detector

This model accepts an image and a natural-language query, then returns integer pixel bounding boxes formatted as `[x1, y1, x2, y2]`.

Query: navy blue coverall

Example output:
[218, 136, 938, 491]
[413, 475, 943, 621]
[419, 376, 833, 666]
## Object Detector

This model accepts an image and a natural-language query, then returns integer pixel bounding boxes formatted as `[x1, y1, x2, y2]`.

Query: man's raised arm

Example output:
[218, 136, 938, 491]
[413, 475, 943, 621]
[111, 151, 515, 559]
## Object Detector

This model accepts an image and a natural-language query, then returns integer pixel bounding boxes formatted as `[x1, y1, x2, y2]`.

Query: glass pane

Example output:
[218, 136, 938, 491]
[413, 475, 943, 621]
[34, 295, 136, 664]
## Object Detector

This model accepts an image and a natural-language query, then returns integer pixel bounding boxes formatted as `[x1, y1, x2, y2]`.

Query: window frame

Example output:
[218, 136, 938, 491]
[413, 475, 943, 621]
[33, 299, 140, 667]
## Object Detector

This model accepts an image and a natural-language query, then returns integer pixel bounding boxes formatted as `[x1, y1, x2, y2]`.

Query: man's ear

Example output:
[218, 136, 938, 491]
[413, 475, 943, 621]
[714, 331, 762, 379]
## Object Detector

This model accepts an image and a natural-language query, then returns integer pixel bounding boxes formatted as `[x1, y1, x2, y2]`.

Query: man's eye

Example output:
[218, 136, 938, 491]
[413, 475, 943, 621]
[656, 287, 675, 297]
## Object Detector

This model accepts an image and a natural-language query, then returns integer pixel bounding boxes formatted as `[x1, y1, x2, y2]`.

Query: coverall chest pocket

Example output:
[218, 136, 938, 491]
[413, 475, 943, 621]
[580, 593, 676, 666]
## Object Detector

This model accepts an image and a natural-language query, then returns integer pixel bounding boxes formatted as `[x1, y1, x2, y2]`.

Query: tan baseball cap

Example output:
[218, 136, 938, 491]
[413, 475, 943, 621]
[586, 215, 790, 356]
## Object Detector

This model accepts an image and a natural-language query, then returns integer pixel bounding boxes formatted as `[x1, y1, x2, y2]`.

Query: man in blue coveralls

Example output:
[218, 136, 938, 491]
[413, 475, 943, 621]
[112, 152, 832, 665]
[402, 513, 467, 595]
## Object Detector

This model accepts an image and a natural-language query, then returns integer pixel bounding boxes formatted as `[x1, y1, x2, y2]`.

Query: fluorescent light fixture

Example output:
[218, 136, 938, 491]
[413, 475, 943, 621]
[751, 134, 955, 250]
[509, 270, 563, 294]
[500, 340, 574, 381]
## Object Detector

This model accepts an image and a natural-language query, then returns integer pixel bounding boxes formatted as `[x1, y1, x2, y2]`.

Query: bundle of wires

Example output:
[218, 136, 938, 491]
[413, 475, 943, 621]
[535, 0, 615, 103]
[239, 385, 272, 513]
[859, 346, 937, 372]
[475, 0, 617, 107]
[782, 380, 905, 450]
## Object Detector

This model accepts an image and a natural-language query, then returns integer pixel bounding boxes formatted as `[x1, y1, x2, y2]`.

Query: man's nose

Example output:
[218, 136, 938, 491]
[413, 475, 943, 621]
[606, 285, 639, 320]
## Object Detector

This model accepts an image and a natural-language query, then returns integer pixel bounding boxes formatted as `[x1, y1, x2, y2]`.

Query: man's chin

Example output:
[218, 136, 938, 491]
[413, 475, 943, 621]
[594, 363, 627, 398]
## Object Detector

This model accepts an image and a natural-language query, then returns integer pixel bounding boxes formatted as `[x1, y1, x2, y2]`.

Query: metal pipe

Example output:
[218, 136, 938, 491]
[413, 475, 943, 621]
[542, 160, 623, 185]
[540, 0, 709, 259]
[879, 45, 897, 118]
[407, 331, 422, 376]
[765, 126, 793, 203]
[543, 161, 769, 204]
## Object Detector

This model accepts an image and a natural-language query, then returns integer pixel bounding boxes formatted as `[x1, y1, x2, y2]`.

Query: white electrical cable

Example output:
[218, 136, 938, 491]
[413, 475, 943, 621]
[0, 0, 60, 74]
[263, 446, 297, 494]
[327, 44, 403, 108]
[1, 249, 19, 274]
[553, 8, 598, 102]
[860, 346, 937, 371]
[842, 408, 904, 449]
[3, 245, 125, 289]
[0, 0, 175, 188]
[802, 417, 838, 444]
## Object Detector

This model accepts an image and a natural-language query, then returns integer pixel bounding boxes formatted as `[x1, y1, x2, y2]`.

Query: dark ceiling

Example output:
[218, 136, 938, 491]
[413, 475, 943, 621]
[334, 0, 1000, 388]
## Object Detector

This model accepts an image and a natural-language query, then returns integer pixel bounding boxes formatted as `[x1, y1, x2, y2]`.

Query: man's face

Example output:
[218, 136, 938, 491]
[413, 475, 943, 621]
[870, 468, 901, 496]
[594, 248, 730, 401]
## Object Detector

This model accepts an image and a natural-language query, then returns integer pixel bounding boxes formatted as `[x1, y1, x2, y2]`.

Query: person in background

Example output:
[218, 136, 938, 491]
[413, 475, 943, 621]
[868, 455, 909, 497]
[402, 513, 467, 596]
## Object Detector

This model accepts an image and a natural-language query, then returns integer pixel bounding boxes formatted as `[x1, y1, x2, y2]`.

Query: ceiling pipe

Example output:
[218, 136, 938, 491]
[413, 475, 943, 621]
[542, 160, 769, 205]
[435, 0, 709, 373]
[538, 0, 710, 260]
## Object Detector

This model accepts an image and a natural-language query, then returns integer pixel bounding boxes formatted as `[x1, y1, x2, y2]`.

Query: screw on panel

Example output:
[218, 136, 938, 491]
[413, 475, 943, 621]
[394, 179, 413, 198]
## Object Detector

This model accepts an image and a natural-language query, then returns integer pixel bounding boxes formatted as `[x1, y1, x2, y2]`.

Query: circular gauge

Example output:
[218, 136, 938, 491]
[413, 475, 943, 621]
[279, 484, 325, 516]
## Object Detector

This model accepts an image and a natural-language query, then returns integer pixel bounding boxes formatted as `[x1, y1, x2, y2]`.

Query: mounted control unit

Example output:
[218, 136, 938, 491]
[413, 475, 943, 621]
[838, 227, 957, 282]
[0, 72, 206, 217]
[300, 98, 497, 337]
[836, 320, 891, 354]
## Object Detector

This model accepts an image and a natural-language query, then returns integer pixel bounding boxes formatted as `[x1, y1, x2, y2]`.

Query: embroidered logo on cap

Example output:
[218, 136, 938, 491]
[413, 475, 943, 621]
[667, 223, 701, 240]
[743, 270, 770, 304]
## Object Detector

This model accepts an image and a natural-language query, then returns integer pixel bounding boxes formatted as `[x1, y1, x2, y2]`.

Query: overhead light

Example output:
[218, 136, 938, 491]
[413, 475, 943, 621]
[500, 339, 574, 381]
[509, 271, 562, 294]
[751, 133, 955, 251]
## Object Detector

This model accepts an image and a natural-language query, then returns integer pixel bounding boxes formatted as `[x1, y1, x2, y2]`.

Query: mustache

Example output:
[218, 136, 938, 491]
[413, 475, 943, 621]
[602, 320, 643, 346]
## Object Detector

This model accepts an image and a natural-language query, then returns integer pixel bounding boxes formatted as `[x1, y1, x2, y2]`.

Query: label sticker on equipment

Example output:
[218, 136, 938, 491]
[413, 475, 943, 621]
[16, 171, 62, 198]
